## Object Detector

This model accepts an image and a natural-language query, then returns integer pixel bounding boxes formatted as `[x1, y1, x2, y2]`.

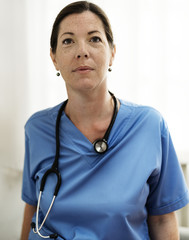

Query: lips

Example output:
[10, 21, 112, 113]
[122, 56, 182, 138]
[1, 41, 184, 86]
[73, 66, 94, 72]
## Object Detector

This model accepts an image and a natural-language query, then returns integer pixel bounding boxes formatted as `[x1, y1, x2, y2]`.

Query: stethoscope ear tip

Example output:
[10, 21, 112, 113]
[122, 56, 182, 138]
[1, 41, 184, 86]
[50, 233, 58, 239]
[31, 222, 36, 229]
[31, 221, 59, 239]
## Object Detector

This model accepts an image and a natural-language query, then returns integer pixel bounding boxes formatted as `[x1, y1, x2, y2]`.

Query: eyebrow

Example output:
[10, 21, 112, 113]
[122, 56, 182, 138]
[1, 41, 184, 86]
[60, 32, 74, 38]
[60, 30, 101, 38]
[88, 30, 101, 35]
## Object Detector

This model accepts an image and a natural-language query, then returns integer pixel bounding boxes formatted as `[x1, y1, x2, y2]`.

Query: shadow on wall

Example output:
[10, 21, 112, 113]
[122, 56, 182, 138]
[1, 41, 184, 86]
[180, 227, 189, 240]
[0, 167, 24, 239]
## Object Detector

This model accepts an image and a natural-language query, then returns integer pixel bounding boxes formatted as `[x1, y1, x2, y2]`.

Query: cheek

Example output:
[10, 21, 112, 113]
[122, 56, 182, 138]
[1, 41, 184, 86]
[55, 55, 71, 80]
[56, 55, 73, 74]
[56, 45, 73, 66]
[97, 50, 111, 69]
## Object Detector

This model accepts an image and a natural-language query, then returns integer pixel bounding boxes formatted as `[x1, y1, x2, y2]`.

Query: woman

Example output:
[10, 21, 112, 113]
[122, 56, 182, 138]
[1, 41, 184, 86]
[21, 1, 189, 239]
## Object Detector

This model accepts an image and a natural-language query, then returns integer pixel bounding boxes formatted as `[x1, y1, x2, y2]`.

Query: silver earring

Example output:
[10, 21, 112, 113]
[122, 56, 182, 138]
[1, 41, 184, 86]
[56, 72, 60, 76]
[108, 67, 112, 72]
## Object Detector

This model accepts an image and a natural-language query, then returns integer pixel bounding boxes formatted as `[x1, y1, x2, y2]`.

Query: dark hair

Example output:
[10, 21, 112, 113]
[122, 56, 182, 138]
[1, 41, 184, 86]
[50, 1, 114, 53]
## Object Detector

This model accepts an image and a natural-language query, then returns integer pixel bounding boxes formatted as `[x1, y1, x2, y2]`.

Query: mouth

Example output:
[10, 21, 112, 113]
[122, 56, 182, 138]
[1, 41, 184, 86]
[73, 66, 94, 73]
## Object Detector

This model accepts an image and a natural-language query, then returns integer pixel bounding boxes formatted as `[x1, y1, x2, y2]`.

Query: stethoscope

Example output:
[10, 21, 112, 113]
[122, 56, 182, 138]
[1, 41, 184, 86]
[31, 91, 118, 239]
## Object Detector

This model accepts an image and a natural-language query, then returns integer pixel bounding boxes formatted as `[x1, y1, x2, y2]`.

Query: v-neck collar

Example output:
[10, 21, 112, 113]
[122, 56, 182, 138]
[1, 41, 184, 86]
[50, 99, 134, 167]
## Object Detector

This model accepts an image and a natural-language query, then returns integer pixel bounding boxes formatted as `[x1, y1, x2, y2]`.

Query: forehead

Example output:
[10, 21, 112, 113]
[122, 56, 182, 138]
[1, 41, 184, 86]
[59, 11, 105, 34]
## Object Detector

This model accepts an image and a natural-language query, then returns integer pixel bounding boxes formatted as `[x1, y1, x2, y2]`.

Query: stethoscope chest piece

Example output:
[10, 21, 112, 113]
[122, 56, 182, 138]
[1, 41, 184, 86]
[31, 92, 118, 238]
[93, 92, 118, 154]
[93, 139, 108, 153]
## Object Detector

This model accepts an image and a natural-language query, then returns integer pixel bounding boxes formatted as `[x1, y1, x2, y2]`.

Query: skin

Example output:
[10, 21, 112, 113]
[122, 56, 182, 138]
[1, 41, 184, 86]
[20, 204, 36, 240]
[20, 11, 180, 240]
[50, 11, 116, 143]
[50, 11, 116, 97]
[147, 212, 179, 239]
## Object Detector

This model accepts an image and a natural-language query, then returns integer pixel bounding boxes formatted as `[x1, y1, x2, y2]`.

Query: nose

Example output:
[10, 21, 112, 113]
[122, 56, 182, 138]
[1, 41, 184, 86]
[75, 41, 89, 59]
[77, 54, 88, 59]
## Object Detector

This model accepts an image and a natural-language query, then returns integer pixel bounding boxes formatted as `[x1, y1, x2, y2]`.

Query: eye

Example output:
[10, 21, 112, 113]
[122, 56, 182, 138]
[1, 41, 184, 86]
[90, 36, 102, 43]
[62, 38, 74, 45]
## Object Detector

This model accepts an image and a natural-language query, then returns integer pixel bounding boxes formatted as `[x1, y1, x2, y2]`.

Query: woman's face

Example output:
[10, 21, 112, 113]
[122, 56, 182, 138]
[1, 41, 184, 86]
[50, 11, 115, 94]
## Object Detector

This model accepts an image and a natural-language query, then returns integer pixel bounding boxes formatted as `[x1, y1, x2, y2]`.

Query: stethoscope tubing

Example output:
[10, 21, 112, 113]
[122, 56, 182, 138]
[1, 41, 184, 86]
[32, 91, 118, 239]
[93, 92, 118, 153]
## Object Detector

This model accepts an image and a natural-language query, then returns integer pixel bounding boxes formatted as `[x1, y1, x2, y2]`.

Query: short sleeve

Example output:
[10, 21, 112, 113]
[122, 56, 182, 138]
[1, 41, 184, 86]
[21, 131, 38, 206]
[146, 122, 189, 215]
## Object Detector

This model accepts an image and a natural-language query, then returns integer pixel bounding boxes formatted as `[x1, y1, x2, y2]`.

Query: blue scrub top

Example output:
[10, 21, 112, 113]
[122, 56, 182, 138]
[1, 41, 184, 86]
[22, 99, 189, 240]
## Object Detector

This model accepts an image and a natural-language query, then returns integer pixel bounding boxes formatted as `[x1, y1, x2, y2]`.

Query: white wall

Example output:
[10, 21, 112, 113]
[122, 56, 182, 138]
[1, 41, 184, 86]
[25, 0, 189, 152]
[0, 0, 189, 239]
[0, 0, 28, 238]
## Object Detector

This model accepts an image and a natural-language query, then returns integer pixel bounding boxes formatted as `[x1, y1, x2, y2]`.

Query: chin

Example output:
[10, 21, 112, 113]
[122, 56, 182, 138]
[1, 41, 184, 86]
[77, 78, 101, 90]
[66, 76, 106, 93]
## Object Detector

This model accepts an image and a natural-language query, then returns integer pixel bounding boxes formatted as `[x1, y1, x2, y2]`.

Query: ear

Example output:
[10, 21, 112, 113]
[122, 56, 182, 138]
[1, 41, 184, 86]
[50, 48, 59, 71]
[109, 44, 116, 67]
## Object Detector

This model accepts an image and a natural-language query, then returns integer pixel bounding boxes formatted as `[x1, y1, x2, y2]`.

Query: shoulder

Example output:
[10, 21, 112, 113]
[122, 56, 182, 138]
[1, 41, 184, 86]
[24, 102, 63, 134]
[119, 99, 167, 132]
[120, 99, 163, 119]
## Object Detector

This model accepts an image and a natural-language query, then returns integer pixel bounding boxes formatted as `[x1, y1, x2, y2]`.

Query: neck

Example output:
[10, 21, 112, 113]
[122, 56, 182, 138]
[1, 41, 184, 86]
[64, 89, 119, 143]
[65, 90, 114, 124]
